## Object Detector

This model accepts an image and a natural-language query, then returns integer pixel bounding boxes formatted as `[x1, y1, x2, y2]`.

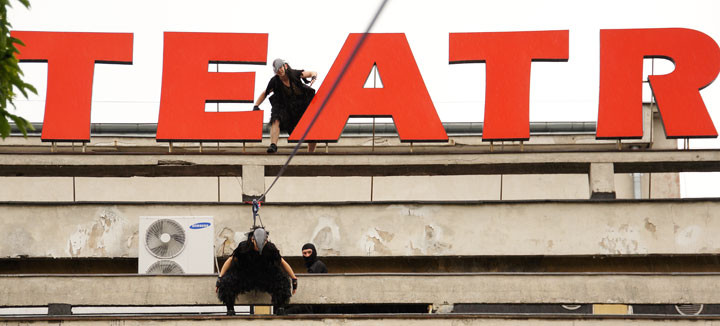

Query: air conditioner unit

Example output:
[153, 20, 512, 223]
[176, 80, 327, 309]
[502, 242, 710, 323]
[139, 216, 214, 274]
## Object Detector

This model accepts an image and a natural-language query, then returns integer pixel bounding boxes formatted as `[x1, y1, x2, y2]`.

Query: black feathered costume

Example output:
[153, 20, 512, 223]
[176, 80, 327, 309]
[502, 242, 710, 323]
[266, 67, 316, 134]
[216, 237, 292, 311]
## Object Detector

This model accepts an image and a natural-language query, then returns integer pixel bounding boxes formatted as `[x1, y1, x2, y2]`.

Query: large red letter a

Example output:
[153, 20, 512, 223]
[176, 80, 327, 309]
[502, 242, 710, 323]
[289, 33, 447, 142]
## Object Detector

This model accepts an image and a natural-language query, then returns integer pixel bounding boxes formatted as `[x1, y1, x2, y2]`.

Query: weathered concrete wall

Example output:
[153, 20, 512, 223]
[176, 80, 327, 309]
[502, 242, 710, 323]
[264, 177, 371, 202]
[2, 273, 719, 306]
[0, 177, 74, 201]
[372, 175, 502, 201]
[0, 315, 720, 326]
[0, 173, 675, 203]
[74, 177, 220, 202]
[502, 174, 588, 200]
[3, 317, 720, 326]
[1, 201, 719, 258]
[0, 151, 716, 176]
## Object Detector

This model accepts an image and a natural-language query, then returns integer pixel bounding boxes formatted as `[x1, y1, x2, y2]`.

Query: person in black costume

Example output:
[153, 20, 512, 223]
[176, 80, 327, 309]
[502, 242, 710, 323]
[302, 243, 328, 273]
[285, 243, 328, 315]
[216, 227, 298, 316]
[253, 58, 318, 153]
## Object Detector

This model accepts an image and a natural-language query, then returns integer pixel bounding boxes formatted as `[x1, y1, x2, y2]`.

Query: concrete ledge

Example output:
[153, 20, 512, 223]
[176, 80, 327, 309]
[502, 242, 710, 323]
[0, 150, 718, 176]
[1, 273, 720, 306]
[3, 314, 720, 324]
[2, 200, 719, 258]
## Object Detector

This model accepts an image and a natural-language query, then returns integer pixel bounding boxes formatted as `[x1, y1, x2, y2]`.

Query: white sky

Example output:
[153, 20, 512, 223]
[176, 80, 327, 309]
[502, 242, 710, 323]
[7, 0, 720, 197]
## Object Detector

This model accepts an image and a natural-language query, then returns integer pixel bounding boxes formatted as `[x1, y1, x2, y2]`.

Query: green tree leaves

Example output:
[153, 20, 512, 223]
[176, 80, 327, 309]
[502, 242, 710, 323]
[0, 0, 36, 139]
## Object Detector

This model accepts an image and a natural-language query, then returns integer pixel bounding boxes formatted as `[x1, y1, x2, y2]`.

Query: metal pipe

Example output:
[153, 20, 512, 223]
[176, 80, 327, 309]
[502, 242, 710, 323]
[10, 121, 598, 137]
[633, 173, 643, 199]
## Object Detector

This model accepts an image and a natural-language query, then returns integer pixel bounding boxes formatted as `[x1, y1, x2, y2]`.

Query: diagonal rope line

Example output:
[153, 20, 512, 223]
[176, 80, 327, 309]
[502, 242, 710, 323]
[258, 0, 390, 203]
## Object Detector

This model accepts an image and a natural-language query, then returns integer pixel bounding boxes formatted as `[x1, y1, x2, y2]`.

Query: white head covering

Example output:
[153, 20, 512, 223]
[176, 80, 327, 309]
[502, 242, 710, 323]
[272, 58, 285, 73]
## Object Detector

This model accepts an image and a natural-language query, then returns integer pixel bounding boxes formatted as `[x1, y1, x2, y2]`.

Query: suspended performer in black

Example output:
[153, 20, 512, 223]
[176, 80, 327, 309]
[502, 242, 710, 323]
[216, 227, 298, 315]
[253, 58, 318, 153]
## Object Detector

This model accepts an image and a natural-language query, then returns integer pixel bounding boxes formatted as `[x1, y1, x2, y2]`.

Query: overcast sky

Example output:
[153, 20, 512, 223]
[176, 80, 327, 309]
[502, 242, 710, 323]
[7, 0, 720, 196]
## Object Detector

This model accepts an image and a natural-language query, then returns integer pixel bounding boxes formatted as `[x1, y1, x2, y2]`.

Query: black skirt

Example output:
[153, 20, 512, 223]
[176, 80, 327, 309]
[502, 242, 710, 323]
[216, 242, 292, 306]
[269, 86, 315, 134]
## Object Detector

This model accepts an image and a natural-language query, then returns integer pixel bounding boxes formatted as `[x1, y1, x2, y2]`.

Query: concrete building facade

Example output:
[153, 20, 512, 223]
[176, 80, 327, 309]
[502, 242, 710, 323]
[2, 105, 719, 322]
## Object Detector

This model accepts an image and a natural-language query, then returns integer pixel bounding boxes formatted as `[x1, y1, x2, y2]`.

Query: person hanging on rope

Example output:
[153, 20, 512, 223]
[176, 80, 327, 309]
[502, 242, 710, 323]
[253, 58, 318, 153]
[216, 227, 298, 316]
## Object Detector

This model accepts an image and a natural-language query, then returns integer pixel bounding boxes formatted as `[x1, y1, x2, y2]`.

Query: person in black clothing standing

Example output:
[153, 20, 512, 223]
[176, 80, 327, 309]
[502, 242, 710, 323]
[253, 58, 318, 153]
[302, 243, 327, 273]
[285, 243, 327, 314]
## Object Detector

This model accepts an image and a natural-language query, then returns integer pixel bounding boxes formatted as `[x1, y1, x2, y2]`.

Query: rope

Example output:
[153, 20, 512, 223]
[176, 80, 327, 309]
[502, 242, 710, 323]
[256, 0, 390, 205]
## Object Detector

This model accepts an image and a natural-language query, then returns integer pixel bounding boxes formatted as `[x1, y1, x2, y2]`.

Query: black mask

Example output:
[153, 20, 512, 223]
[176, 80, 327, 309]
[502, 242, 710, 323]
[302, 243, 317, 268]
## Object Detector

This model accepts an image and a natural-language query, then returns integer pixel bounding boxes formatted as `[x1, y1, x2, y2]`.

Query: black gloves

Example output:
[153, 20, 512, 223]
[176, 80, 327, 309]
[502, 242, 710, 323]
[291, 278, 297, 290]
[216, 277, 222, 288]
[253, 105, 260, 111]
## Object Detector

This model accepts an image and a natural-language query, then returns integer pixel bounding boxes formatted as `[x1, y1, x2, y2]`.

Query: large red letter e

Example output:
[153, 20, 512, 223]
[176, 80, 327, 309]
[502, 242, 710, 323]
[156, 32, 267, 141]
[597, 28, 720, 139]
[12, 31, 133, 142]
[289, 33, 447, 143]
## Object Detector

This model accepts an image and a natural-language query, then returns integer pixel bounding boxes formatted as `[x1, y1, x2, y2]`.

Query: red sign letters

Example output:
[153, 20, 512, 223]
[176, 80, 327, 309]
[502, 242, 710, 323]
[450, 30, 569, 141]
[11, 31, 133, 141]
[597, 28, 720, 139]
[11, 28, 720, 143]
[156, 32, 267, 141]
[290, 33, 447, 143]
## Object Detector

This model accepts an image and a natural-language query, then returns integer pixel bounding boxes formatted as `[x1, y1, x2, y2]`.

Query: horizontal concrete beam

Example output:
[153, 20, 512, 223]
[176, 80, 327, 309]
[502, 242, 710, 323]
[2, 273, 719, 306]
[1, 200, 719, 258]
[0, 150, 718, 176]
[4, 315, 720, 326]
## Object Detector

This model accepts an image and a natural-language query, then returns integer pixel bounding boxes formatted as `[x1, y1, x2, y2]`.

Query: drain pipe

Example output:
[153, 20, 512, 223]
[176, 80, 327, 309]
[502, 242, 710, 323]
[633, 172, 642, 199]
[630, 146, 642, 199]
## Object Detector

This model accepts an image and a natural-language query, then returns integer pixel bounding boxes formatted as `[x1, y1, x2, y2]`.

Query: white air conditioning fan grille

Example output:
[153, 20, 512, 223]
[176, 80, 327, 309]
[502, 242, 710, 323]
[146, 260, 184, 274]
[675, 304, 703, 315]
[145, 219, 186, 259]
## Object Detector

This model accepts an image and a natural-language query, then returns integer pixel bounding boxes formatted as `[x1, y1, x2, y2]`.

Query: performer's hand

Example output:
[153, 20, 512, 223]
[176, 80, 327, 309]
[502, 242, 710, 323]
[309, 76, 316, 87]
[291, 278, 298, 294]
[253, 105, 260, 111]
[215, 287, 218, 293]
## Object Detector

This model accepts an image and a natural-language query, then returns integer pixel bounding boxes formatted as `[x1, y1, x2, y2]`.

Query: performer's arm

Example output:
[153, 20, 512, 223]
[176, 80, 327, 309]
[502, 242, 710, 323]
[219, 257, 234, 277]
[253, 91, 267, 110]
[280, 258, 298, 294]
[216, 257, 234, 293]
[300, 70, 318, 86]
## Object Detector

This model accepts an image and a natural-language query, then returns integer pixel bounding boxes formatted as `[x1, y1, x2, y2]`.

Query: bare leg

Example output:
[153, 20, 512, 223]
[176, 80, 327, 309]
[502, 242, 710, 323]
[308, 143, 316, 152]
[267, 120, 280, 153]
[270, 120, 280, 145]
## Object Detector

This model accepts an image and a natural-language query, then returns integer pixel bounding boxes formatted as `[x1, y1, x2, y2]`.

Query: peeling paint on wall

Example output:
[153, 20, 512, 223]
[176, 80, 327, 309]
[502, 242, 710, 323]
[216, 227, 236, 256]
[7, 228, 34, 257]
[407, 224, 453, 255]
[126, 231, 137, 249]
[675, 225, 702, 247]
[66, 207, 130, 257]
[644, 218, 657, 234]
[598, 224, 647, 255]
[360, 227, 393, 255]
[422, 224, 452, 255]
[311, 216, 341, 255]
